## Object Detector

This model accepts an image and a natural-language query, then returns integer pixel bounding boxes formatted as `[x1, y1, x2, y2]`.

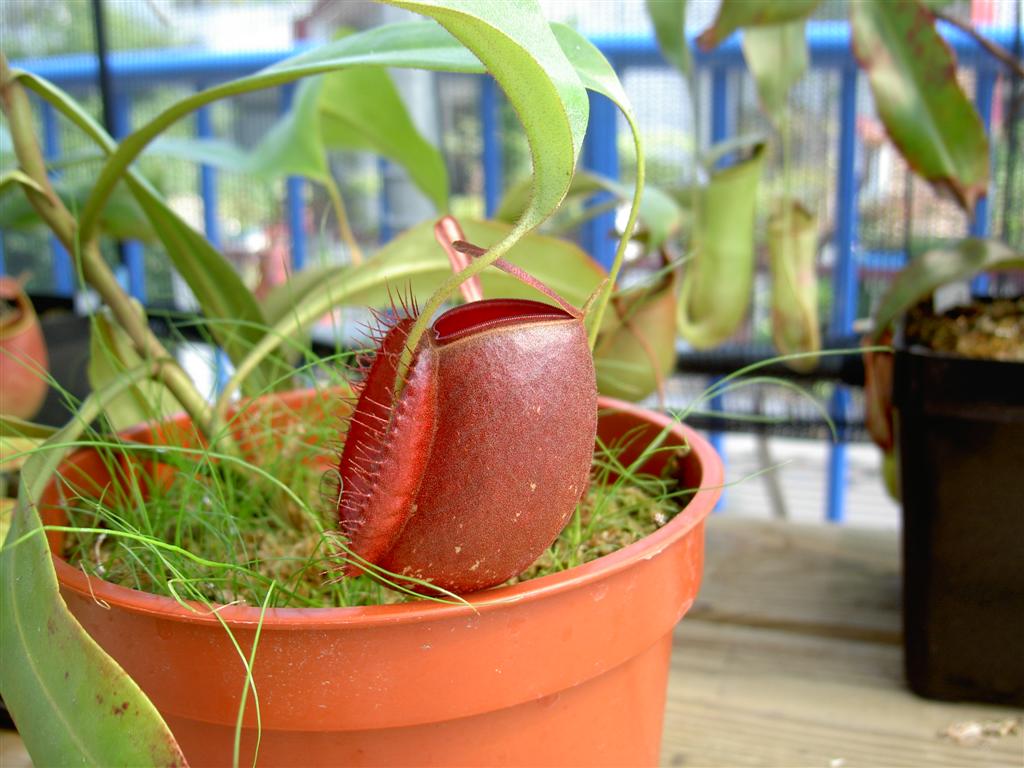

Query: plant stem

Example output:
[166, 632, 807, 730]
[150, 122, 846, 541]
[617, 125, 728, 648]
[78, 242, 215, 431]
[394, 217, 533, 392]
[586, 113, 645, 349]
[0, 54, 214, 436]
[323, 177, 364, 265]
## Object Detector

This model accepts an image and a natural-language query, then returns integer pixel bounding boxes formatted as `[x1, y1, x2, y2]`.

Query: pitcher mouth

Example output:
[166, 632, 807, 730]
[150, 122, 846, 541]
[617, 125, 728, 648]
[431, 299, 575, 345]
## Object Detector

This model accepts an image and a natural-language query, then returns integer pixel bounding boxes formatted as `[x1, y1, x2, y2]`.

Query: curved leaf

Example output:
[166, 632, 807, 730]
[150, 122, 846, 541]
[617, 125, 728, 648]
[872, 239, 1024, 339]
[645, 0, 691, 76]
[87, 303, 182, 430]
[0, 416, 58, 440]
[543, 21, 648, 344]
[77, 12, 584, 247]
[238, 76, 326, 180]
[0, 372, 187, 768]
[264, 218, 605, 320]
[595, 272, 678, 402]
[389, 1, 587, 229]
[549, 22, 632, 119]
[227, 218, 607, 398]
[318, 65, 448, 211]
[742, 21, 808, 127]
[128, 181, 292, 394]
[496, 170, 682, 251]
[148, 65, 448, 211]
[0, 416, 57, 472]
[677, 143, 766, 349]
[697, 0, 820, 50]
[14, 72, 285, 395]
[0, 176, 156, 243]
[0, 168, 44, 195]
[850, 0, 989, 213]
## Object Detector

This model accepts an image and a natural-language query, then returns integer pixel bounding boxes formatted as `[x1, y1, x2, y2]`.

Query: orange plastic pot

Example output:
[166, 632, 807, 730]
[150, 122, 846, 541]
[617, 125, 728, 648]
[45, 390, 722, 767]
[0, 277, 48, 420]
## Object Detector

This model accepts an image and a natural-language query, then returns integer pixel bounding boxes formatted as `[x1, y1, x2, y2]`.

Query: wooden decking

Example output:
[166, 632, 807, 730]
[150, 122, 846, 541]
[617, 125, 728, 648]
[662, 517, 1023, 767]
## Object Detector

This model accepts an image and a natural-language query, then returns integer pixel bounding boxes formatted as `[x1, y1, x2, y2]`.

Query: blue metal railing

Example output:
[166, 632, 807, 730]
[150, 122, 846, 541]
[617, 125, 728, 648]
[4, 21, 1015, 522]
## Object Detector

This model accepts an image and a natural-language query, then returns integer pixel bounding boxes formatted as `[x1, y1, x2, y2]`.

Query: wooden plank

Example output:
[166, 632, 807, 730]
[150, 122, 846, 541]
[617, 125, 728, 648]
[662, 518, 1024, 767]
[663, 621, 1023, 767]
[691, 517, 902, 643]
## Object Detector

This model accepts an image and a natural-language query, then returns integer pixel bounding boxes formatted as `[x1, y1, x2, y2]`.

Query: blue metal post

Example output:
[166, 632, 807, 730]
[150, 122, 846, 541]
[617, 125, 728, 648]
[112, 91, 146, 302]
[826, 68, 860, 524]
[42, 102, 75, 294]
[710, 67, 731, 159]
[481, 76, 502, 218]
[280, 84, 307, 270]
[708, 68, 731, 477]
[581, 91, 619, 271]
[196, 90, 229, 392]
[970, 68, 996, 294]
[195, 98, 220, 249]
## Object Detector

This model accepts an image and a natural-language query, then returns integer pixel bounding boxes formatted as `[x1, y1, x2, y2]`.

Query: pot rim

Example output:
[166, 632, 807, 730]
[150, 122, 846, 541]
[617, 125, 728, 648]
[0, 276, 39, 339]
[52, 393, 722, 629]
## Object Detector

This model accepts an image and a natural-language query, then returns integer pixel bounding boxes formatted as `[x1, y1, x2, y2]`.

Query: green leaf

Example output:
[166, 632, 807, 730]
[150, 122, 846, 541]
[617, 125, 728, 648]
[150, 19, 632, 238]
[0, 176, 156, 243]
[768, 200, 821, 372]
[317, 65, 448, 211]
[0, 416, 58, 440]
[697, 0, 820, 49]
[76, 12, 585, 248]
[547, 21, 645, 299]
[0, 417, 57, 473]
[224, 218, 606, 396]
[0, 168, 44, 195]
[0, 371, 187, 768]
[388, 0, 587, 244]
[704, 132, 770, 168]
[0, 438, 41, 474]
[126, 180, 292, 395]
[496, 170, 683, 251]
[645, 0, 691, 76]
[87, 303, 181, 431]
[148, 65, 449, 211]
[850, 0, 989, 213]
[872, 239, 1024, 339]
[0, 499, 12, 545]
[13, 72, 286, 395]
[741, 21, 808, 127]
[144, 137, 254, 174]
[677, 143, 766, 349]
[245, 77, 326, 180]
[265, 218, 605, 319]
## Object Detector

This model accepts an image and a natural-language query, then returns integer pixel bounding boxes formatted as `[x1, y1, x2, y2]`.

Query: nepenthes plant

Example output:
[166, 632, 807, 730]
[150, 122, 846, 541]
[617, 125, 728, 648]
[0, 1, 650, 764]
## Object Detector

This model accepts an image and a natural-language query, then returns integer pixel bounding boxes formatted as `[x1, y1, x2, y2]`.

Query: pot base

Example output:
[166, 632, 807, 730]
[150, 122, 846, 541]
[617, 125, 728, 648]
[167, 635, 671, 768]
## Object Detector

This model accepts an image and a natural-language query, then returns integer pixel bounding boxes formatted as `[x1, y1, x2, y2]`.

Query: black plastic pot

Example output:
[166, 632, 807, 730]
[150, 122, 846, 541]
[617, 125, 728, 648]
[894, 344, 1024, 705]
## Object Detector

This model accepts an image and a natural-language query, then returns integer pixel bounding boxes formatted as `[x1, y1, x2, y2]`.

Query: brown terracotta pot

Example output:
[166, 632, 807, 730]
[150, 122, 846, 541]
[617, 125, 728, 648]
[0, 277, 48, 420]
[43, 390, 722, 768]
